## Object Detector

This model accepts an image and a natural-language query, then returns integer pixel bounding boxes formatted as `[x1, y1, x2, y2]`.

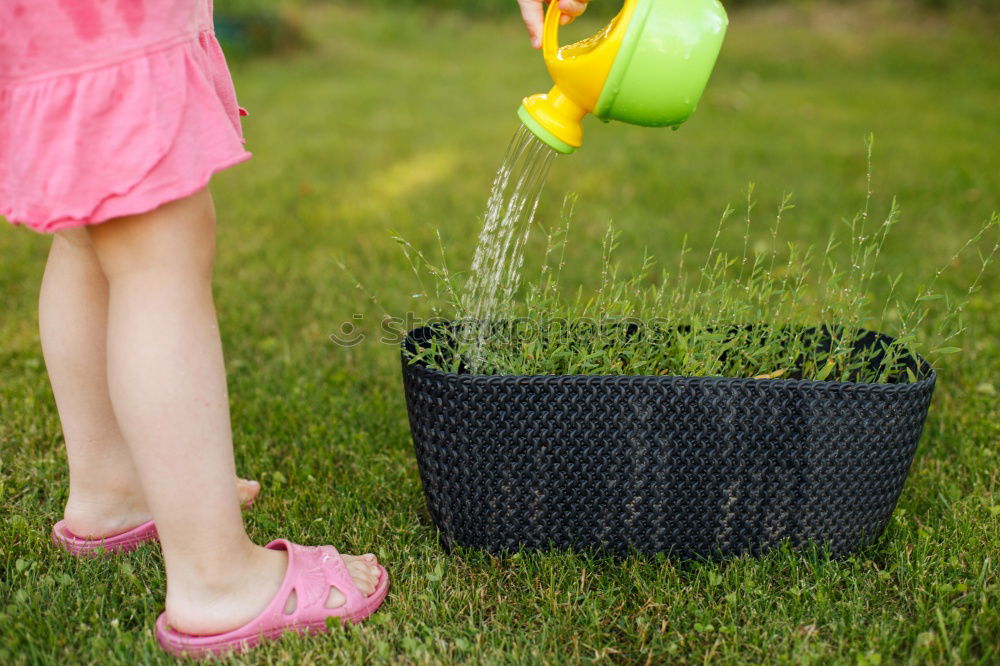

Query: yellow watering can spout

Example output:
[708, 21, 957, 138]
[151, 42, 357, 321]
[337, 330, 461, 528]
[519, 0, 729, 154]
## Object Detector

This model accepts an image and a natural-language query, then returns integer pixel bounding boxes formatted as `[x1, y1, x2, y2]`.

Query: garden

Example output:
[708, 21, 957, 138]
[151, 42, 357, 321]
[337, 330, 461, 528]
[1, 1, 998, 663]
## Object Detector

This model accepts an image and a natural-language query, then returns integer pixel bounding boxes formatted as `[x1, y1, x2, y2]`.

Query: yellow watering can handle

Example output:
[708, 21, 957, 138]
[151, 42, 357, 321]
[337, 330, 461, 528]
[542, 0, 565, 60]
[527, 0, 640, 151]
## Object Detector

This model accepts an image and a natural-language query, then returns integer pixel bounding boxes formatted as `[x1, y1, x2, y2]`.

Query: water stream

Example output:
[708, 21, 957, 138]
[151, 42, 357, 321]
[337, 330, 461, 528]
[462, 125, 557, 372]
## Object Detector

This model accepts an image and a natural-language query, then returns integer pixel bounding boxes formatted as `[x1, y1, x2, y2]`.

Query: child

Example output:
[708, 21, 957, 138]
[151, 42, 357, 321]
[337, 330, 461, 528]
[1, 0, 586, 658]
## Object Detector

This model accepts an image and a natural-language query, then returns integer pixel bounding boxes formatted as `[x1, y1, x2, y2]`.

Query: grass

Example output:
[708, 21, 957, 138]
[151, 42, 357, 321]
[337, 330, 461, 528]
[2, 1, 998, 663]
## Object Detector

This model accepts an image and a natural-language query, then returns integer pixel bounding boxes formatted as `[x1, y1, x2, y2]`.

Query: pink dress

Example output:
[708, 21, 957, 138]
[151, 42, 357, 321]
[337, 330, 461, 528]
[0, 0, 250, 233]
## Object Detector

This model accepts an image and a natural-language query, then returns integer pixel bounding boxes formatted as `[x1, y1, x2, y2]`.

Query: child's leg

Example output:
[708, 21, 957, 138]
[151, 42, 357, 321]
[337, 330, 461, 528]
[87, 188, 380, 635]
[39, 230, 260, 538]
[39, 229, 150, 537]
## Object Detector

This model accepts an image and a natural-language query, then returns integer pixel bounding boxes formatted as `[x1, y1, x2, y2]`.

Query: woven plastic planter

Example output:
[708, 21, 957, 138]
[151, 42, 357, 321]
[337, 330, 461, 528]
[401, 324, 935, 558]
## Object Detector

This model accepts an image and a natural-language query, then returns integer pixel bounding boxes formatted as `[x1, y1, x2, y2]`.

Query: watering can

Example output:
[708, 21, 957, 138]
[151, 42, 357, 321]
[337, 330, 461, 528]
[518, 0, 728, 154]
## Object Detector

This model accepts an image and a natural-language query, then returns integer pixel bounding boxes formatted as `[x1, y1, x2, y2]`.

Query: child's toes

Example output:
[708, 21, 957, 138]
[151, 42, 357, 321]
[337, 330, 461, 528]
[236, 477, 260, 506]
[322, 555, 379, 609]
[346, 560, 377, 594]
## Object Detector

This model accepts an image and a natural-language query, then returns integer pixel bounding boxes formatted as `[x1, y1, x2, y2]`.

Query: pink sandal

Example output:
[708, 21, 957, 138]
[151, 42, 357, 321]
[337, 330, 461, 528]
[51, 519, 158, 557]
[155, 539, 390, 658]
[51, 491, 258, 557]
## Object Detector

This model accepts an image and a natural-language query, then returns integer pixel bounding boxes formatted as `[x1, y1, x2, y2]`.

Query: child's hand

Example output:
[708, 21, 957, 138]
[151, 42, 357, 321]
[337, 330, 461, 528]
[517, 0, 592, 50]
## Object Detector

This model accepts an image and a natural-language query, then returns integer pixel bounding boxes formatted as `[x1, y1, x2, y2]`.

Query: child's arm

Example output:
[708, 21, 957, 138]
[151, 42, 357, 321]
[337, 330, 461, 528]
[517, 0, 592, 49]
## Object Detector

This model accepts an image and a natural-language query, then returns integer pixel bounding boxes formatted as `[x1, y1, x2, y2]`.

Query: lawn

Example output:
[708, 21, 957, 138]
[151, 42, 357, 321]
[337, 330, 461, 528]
[1, 2, 998, 664]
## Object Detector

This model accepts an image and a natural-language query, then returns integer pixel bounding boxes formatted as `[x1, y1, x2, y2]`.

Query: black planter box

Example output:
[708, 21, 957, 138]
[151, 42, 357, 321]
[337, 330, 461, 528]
[401, 324, 936, 558]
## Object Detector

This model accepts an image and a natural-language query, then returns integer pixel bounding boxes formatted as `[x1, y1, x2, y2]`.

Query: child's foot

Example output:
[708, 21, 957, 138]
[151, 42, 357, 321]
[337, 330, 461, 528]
[62, 476, 261, 539]
[163, 543, 382, 636]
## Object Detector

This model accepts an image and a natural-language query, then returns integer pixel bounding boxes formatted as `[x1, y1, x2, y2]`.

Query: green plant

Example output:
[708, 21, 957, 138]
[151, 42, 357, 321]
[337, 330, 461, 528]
[397, 139, 997, 382]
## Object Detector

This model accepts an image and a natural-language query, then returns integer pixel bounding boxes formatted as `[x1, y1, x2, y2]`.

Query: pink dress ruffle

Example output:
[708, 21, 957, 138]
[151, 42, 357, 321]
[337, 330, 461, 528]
[0, 2, 250, 234]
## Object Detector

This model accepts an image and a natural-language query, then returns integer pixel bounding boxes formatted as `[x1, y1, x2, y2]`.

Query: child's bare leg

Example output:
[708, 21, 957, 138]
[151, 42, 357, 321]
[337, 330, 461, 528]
[88, 188, 379, 635]
[39, 229, 151, 537]
[39, 230, 260, 538]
